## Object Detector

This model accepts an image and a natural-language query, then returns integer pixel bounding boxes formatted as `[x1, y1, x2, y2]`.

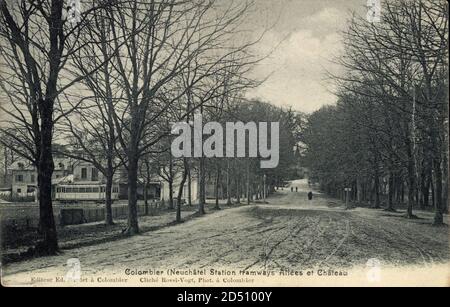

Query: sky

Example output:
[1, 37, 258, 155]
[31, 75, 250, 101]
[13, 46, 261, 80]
[243, 0, 367, 113]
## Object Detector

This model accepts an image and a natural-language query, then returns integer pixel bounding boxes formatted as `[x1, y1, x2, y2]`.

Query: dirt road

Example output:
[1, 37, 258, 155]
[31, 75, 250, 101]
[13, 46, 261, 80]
[2, 179, 449, 285]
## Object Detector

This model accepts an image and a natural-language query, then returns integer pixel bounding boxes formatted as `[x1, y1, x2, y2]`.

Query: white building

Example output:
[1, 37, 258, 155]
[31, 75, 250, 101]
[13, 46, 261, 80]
[159, 173, 199, 204]
[10, 158, 72, 198]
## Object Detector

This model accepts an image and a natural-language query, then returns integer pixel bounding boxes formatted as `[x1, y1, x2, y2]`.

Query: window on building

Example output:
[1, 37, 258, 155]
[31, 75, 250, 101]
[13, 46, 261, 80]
[15, 174, 24, 182]
[81, 168, 87, 180]
[91, 168, 99, 181]
[17, 188, 21, 193]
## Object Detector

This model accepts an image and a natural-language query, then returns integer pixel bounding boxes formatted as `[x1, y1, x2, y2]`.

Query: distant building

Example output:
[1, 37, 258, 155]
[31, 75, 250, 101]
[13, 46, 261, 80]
[11, 162, 35, 197]
[10, 158, 72, 198]
[204, 177, 223, 199]
[7, 154, 201, 204]
[69, 161, 163, 201]
[159, 173, 199, 204]
[73, 161, 103, 183]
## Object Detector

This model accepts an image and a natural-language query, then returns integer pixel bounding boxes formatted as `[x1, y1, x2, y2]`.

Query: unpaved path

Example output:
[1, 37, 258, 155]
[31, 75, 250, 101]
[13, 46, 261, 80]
[2, 179, 449, 285]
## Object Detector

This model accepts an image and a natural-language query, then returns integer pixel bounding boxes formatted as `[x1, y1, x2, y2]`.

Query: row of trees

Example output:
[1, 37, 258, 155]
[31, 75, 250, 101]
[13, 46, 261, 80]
[302, 0, 448, 224]
[0, 0, 303, 254]
[0, 0, 259, 254]
[150, 99, 303, 223]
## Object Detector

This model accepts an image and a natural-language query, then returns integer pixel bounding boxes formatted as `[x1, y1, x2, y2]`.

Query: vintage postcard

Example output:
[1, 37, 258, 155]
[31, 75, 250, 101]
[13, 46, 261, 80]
[0, 0, 448, 290]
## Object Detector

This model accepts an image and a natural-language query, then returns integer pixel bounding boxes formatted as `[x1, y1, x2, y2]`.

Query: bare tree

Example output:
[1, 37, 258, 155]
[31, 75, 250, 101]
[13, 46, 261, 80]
[60, 7, 126, 226]
[0, 0, 114, 254]
[317, 0, 447, 223]
[59, 99, 123, 225]
[85, 0, 262, 234]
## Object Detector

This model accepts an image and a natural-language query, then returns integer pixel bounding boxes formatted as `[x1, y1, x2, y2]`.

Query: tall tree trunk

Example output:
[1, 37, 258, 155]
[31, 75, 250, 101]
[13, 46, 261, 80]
[144, 159, 152, 216]
[236, 175, 241, 204]
[374, 174, 380, 208]
[3, 147, 8, 186]
[431, 177, 435, 208]
[429, 103, 444, 224]
[419, 166, 427, 209]
[400, 180, 405, 203]
[387, 172, 395, 211]
[423, 176, 431, 208]
[127, 153, 139, 235]
[406, 141, 416, 218]
[37, 98, 58, 254]
[105, 100, 115, 224]
[396, 176, 402, 204]
[168, 178, 174, 210]
[226, 160, 232, 205]
[442, 150, 449, 213]
[176, 159, 188, 222]
[214, 164, 221, 210]
[415, 184, 419, 208]
[356, 177, 362, 203]
[187, 162, 192, 206]
[144, 180, 149, 216]
[433, 157, 444, 225]
[442, 87, 449, 214]
[168, 152, 174, 210]
[246, 163, 250, 205]
[198, 157, 206, 214]
[105, 167, 114, 225]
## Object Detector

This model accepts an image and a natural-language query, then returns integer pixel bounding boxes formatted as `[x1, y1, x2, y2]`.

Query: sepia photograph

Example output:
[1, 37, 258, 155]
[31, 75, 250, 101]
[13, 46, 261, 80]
[0, 0, 448, 289]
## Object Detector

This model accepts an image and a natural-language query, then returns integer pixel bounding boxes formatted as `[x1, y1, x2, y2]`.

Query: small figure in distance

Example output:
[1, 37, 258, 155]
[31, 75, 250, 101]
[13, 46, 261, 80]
[295, 187, 298, 192]
[308, 191, 313, 200]
[291, 187, 293, 192]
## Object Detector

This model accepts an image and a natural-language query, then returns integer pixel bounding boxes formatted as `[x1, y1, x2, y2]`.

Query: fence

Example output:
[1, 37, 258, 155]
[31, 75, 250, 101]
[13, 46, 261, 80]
[1, 199, 176, 230]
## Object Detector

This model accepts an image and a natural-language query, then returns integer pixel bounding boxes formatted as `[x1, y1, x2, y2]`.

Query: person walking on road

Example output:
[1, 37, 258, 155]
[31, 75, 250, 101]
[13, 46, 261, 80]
[308, 191, 313, 200]
[295, 187, 298, 192]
